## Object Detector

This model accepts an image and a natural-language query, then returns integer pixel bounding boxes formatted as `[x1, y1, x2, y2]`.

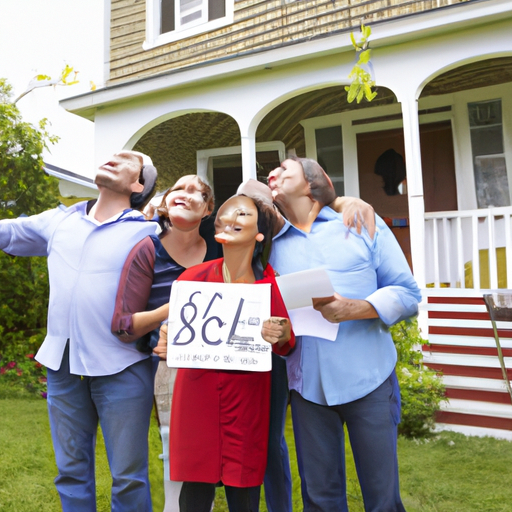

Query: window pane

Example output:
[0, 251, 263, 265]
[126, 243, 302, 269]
[315, 126, 344, 196]
[209, 0, 225, 20]
[468, 99, 509, 208]
[161, 0, 175, 33]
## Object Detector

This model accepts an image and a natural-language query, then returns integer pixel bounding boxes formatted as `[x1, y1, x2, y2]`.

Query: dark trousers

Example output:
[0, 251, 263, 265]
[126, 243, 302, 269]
[179, 482, 260, 512]
[248, 352, 293, 512]
[291, 372, 406, 512]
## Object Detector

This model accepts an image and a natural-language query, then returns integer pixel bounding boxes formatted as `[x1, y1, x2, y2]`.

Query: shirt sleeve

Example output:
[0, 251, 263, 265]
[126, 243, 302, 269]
[365, 216, 422, 326]
[111, 236, 156, 341]
[0, 207, 66, 256]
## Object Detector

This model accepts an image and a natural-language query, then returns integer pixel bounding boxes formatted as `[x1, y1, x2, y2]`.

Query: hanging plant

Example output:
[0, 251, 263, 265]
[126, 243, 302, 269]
[345, 23, 377, 104]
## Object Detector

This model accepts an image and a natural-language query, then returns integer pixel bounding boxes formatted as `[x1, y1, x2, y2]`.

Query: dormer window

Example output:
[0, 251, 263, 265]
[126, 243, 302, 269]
[144, 0, 234, 49]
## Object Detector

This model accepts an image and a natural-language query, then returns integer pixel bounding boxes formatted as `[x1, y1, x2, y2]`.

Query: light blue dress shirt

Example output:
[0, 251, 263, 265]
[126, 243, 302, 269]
[0, 202, 157, 375]
[269, 207, 422, 406]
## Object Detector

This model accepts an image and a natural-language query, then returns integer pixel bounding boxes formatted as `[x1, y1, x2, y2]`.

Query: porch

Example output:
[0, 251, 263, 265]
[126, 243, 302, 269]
[421, 207, 512, 439]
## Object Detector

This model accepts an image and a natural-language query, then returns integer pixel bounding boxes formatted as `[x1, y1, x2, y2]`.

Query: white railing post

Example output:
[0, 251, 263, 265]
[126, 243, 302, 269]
[488, 209, 498, 289]
[456, 216, 464, 288]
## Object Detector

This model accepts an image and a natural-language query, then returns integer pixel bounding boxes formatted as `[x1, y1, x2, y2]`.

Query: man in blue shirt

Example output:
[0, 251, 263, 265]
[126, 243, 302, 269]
[0, 151, 158, 512]
[267, 157, 421, 512]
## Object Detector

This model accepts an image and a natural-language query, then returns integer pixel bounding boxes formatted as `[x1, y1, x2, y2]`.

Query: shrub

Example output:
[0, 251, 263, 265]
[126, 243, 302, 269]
[0, 78, 59, 397]
[391, 319, 447, 439]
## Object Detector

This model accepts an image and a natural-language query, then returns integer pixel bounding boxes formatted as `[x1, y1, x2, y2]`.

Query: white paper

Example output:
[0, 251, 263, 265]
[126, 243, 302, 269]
[276, 268, 335, 310]
[166, 281, 272, 371]
[288, 306, 339, 341]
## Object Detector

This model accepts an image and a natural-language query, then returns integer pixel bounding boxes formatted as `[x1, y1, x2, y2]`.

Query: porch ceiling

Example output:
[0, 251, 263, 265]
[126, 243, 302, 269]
[421, 56, 512, 96]
[134, 56, 512, 190]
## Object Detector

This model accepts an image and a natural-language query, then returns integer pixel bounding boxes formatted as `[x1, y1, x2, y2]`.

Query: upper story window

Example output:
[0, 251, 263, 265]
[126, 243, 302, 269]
[144, 0, 234, 50]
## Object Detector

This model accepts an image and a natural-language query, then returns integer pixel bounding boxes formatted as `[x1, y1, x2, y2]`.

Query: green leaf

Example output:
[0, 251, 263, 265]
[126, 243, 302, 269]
[359, 49, 371, 64]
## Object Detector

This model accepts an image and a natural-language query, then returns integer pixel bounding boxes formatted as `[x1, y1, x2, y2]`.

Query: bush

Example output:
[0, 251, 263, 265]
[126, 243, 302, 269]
[391, 319, 447, 438]
[0, 78, 59, 397]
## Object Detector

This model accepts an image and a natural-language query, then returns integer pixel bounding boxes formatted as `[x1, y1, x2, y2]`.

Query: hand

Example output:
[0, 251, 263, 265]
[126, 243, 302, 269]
[153, 321, 168, 360]
[143, 202, 157, 221]
[312, 293, 378, 323]
[261, 317, 291, 346]
[330, 197, 376, 239]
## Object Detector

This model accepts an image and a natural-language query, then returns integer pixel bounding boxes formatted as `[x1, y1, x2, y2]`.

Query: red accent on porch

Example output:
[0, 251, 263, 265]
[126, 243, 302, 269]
[436, 411, 512, 431]
[422, 344, 512, 357]
[425, 363, 512, 380]
[427, 297, 484, 305]
[444, 388, 512, 405]
[428, 326, 512, 338]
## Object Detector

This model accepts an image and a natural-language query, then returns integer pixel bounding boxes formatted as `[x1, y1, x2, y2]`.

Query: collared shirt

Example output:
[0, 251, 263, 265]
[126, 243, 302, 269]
[0, 202, 158, 376]
[269, 207, 421, 406]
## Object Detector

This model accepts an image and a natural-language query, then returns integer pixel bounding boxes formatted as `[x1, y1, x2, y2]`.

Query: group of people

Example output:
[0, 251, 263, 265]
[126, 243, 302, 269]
[0, 149, 421, 512]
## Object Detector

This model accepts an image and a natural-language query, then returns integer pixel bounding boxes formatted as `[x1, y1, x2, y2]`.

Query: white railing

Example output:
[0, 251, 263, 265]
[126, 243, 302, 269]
[424, 206, 512, 289]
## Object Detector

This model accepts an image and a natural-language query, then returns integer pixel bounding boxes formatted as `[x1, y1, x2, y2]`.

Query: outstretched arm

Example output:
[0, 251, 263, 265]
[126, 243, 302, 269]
[329, 196, 375, 239]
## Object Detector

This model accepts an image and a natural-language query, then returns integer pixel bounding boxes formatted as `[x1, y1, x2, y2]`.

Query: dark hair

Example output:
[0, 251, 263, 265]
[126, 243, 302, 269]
[157, 175, 214, 232]
[289, 157, 336, 206]
[130, 164, 158, 210]
[238, 194, 277, 268]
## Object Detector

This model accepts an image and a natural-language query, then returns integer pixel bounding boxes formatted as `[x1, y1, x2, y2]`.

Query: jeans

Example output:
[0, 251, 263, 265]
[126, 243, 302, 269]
[46, 344, 154, 512]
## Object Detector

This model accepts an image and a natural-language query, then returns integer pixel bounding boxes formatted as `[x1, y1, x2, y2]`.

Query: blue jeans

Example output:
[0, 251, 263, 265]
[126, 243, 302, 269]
[291, 372, 405, 512]
[46, 344, 154, 512]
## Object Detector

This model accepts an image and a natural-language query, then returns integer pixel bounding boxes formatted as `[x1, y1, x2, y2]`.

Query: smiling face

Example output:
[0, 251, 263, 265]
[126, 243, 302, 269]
[214, 195, 263, 246]
[162, 175, 212, 229]
[94, 151, 144, 195]
[267, 159, 310, 205]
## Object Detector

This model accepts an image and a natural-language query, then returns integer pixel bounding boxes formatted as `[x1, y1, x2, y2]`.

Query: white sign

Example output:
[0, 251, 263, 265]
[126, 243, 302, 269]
[166, 281, 272, 371]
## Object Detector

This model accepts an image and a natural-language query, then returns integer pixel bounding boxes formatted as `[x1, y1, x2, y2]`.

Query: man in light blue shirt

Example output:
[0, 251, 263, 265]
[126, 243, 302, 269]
[267, 157, 421, 512]
[0, 151, 158, 512]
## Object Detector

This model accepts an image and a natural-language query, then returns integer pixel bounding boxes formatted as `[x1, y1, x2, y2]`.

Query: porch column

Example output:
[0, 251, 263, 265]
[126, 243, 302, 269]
[398, 91, 426, 289]
[240, 123, 257, 182]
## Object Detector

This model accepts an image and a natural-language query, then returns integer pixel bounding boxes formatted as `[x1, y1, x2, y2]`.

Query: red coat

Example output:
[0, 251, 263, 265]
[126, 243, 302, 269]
[169, 259, 294, 487]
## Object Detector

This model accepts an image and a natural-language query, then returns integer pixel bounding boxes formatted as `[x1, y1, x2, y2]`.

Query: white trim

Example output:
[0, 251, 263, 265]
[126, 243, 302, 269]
[196, 141, 286, 187]
[442, 375, 511, 393]
[63, 0, 512, 114]
[440, 398, 512, 419]
[143, 0, 234, 50]
[422, 353, 512, 369]
[427, 334, 512, 349]
[434, 423, 512, 441]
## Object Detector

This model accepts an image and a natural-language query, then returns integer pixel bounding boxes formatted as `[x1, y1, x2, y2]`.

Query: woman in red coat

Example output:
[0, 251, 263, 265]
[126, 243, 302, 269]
[157, 194, 294, 512]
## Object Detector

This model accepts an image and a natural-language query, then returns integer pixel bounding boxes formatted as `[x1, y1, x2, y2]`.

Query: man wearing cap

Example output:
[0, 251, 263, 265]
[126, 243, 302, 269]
[0, 150, 158, 512]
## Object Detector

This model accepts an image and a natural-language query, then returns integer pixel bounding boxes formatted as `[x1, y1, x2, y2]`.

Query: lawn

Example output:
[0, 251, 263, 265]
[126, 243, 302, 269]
[1, 394, 512, 512]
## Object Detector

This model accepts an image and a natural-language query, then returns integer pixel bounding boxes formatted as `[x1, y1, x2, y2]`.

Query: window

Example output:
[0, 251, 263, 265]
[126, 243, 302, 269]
[315, 126, 344, 196]
[144, 0, 233, 49]
[468, 99, 510, 208]
[196, 142, 286, 210]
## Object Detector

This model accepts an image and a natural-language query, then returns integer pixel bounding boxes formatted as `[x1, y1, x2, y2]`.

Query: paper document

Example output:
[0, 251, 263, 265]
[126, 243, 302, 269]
[276, 268, 335, 310]
[276, 269, 338, 341]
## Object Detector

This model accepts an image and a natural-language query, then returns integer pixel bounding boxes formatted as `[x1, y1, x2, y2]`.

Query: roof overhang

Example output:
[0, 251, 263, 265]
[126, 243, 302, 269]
[60, 0, 512, 120]
[44, 162, 97, 190]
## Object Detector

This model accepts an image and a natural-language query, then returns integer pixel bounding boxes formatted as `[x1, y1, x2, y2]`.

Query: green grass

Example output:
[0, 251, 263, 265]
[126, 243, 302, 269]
[1, 393, 512, 511]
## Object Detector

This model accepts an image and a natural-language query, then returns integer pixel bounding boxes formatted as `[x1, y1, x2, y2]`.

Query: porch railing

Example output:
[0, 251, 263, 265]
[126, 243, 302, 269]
[424, 206, 512, 289]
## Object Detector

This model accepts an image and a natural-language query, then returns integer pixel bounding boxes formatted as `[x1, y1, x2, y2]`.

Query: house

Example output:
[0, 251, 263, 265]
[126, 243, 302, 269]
[60, 0, 512, 439]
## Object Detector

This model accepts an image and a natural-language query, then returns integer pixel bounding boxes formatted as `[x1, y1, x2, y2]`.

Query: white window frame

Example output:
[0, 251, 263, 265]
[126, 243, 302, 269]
[196, 141, 286, 190]
[143, 0, 234, 50]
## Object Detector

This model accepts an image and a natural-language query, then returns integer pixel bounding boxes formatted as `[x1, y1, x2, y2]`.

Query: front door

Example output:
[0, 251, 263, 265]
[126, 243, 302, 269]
[356, 121, 457, 269]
